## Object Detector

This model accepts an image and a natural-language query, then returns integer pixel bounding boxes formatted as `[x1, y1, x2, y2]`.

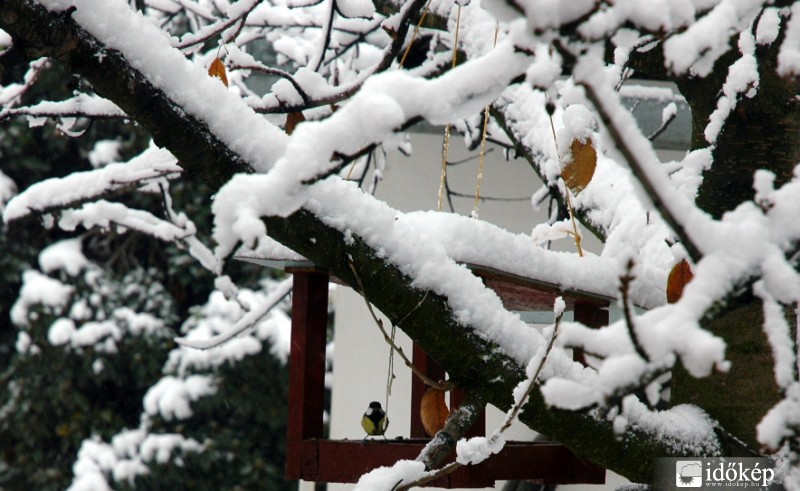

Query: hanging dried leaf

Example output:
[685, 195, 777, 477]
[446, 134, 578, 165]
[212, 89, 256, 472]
[285, 111, 305, 135]
[667, 259, 694, 304]
[420, 387, 450, 437]
[561, 137, 596, 194]
[208, 57, 228, 87]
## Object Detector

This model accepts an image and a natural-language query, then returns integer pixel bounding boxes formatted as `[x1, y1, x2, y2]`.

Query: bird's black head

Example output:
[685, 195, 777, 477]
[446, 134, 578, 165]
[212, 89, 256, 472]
[368, 401, 382, 409]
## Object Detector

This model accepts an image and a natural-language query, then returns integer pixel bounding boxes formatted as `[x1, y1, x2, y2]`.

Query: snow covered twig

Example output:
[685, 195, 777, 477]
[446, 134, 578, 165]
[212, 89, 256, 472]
[175, 276, 293, 350]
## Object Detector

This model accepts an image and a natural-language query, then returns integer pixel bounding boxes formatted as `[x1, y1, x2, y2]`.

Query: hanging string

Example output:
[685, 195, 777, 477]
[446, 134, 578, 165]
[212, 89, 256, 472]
[437, 3, 462, 211]
[472, 22, 500, 218]
[399, 0, 433, 67]
[385, 323, 397, 411]
[548, 112, 584, 257]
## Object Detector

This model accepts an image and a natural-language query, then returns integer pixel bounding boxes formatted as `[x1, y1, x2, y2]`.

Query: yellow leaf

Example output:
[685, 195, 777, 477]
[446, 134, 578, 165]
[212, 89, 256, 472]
[561, 137, 597, 194]
[208, 57, 228, 87]
[667, 259, 693, 304]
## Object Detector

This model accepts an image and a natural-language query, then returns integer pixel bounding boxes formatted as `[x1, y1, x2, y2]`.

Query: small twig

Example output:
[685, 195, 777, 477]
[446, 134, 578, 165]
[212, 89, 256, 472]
[647, 110, 677, 141]
[496, 306, 563, 434]
[619, 258, 649, 361]
[176, 277, 293, 350]
[445, 189, 530, 202]
[313, 0, 337, 72]
[228, 61, 311, 104]
[564, 192, 584, 257]
[174, 0, 261, 49]
[398, 0, 433, 67]
[472, 23, 500, 218]
[347, 257, 454, 391]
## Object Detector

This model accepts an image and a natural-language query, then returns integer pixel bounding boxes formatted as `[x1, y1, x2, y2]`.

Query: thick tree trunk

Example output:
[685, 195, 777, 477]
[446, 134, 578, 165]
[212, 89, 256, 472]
[0, 0, 757, 483]
[670, 33, 800, 450]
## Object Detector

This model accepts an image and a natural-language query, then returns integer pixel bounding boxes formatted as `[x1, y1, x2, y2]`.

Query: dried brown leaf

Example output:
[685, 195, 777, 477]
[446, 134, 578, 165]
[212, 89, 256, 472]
[208, 57, 228, 87]
[285, 111, 305, 135]
[561, 137, 597, 194]
[667, 259, 693, 304]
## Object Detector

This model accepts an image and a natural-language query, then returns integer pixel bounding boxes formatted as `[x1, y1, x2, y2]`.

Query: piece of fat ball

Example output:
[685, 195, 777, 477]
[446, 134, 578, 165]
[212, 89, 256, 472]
[361, 401, 389, 438]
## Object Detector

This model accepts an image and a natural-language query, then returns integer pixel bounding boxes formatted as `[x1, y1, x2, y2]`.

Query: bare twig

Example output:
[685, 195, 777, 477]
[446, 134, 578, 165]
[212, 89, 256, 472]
[647, 109, 677, 141]
[228, 61, 311, 104]
[497, 306, 563, 434]
[347, 257, 454, 392]
[175, 0, 263, 49]
[398, 0, 432, 67]
[312, 0, 337, 71]
[176, 277, 293, 350]
[619, 258, 649, 361]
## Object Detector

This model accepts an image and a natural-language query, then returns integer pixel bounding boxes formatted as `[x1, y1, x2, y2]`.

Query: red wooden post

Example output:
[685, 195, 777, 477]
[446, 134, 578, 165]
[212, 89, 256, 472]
[286, 271, 330, 479]
[411, 344, 486, 445]
[573, 300, 609, 365]
[410, 343, 445, 438]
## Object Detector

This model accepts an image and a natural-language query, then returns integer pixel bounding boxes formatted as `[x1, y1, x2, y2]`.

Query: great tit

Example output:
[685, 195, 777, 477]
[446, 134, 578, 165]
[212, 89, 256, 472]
[361, 401, 389, 438]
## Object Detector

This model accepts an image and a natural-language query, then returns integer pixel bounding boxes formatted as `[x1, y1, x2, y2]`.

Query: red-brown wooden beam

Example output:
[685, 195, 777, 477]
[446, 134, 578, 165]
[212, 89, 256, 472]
[573, 300, 609, 365]
[286, 271, 330, 479]
[295, 439, 605, 487]
[410, 343, 446, 438]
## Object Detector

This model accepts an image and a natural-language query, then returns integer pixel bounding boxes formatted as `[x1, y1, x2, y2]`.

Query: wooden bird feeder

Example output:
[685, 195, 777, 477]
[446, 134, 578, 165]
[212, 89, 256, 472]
[239, 256, 610, 488]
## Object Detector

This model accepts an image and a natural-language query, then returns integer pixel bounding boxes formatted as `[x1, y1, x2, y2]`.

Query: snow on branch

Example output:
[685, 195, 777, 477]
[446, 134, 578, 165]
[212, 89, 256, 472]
[662, 0, 766, 77]
[0, 57, 48, 109]
[778, 4, 800, 77]
[173, 0, 262, 49]
[0, 93, 127, 123]
[175, 276, 292, 350]
[3, 145, 180, 222]
[574, 52, 711, 263]
[704, 29, 759, 145]
[57, 200, 192, 240]
[212, 36, 531, 257]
